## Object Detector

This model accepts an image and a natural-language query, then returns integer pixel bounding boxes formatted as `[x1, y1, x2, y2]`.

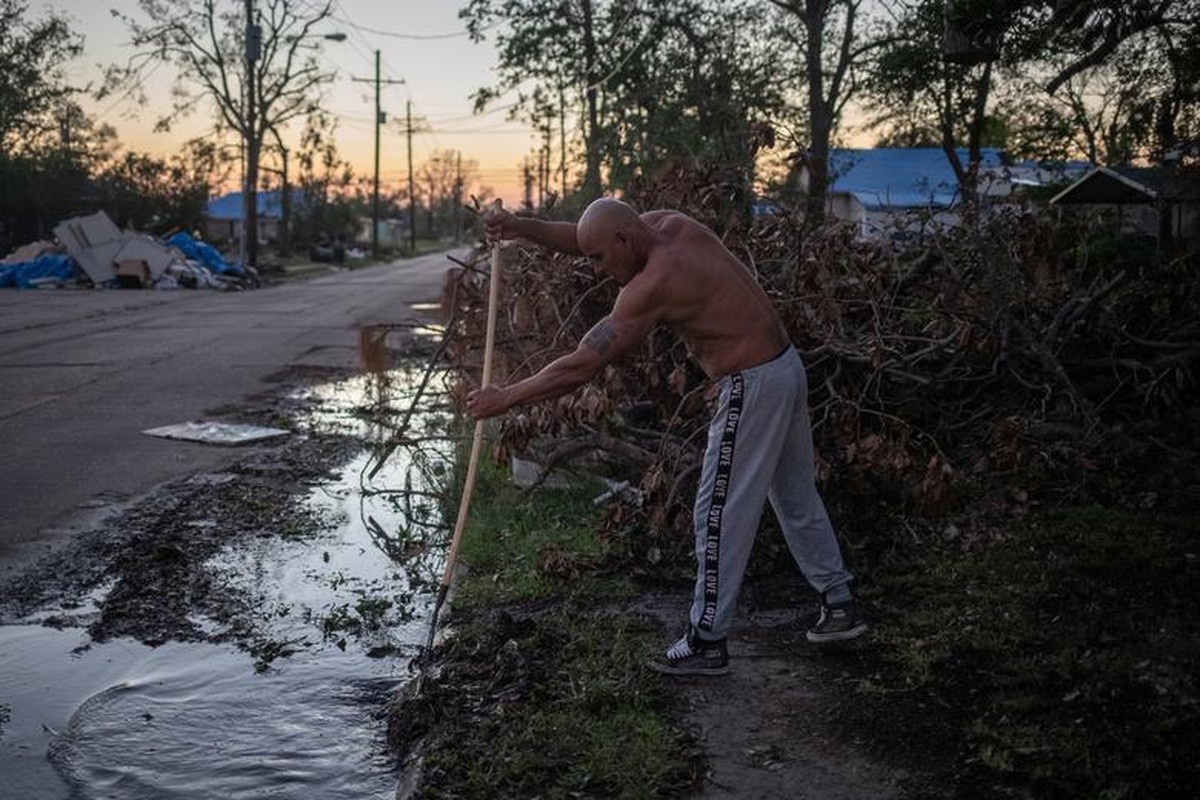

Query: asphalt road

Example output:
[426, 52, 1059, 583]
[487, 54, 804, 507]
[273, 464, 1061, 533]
[0, 249, 466, 568]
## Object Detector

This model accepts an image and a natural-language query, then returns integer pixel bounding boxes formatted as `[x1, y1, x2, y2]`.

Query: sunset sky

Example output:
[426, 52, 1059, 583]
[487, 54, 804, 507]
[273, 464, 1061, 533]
[33, 0, 536, 203]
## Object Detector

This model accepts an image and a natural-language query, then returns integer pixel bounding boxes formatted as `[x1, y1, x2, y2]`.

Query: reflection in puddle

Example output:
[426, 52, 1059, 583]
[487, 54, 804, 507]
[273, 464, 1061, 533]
[413, 322, 445, 341]
[0, 364, 451, 799]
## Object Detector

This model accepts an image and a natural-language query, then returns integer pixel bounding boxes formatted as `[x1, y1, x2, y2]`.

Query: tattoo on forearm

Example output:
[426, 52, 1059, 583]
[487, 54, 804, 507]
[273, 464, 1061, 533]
[583, 320, 617, 356]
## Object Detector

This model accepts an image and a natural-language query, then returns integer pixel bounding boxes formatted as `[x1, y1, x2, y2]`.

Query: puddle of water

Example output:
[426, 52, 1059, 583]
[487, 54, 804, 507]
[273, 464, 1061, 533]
[412, 323, 445, 342]
[292, 364, 454, 444]
[0, 364, 453, 799]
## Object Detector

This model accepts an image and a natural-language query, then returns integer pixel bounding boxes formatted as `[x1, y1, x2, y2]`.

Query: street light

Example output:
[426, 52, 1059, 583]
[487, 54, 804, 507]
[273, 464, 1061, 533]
[285, 31, 347, 43]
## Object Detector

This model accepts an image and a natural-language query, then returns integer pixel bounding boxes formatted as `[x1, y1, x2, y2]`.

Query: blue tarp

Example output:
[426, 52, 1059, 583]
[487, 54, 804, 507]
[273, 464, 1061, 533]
[164, 232, 243, 275]
[0, 254, 79, 288]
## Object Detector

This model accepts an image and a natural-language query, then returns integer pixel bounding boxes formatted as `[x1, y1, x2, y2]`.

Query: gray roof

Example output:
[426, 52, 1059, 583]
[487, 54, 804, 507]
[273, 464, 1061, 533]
[1050, 166, 1164, 205]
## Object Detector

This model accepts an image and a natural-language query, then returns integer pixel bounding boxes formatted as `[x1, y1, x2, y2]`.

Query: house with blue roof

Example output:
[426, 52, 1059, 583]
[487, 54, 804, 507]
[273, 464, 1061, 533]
[204, 190, 296, 245]
[806, 148, 1088, 240]
[816, 148, 1001, 238]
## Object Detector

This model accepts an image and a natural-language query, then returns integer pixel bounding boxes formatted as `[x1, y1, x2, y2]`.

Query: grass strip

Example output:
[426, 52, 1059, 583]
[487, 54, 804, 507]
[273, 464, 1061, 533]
[390, 458, 696, 798]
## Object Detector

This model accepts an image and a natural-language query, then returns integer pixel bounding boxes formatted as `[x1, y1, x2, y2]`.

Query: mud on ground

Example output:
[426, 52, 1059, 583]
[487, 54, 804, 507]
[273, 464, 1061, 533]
[393, 579, 930, 799]
[0, 365, 363, 651]
[633, 587, 919, 800]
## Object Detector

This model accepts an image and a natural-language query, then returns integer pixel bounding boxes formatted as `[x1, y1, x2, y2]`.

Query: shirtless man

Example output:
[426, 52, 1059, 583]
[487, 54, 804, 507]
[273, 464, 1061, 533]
[469, 198, 866, 676]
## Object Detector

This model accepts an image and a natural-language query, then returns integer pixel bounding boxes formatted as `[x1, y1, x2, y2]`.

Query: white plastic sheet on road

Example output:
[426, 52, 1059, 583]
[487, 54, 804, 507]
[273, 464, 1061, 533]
[141, 421, 289, 445]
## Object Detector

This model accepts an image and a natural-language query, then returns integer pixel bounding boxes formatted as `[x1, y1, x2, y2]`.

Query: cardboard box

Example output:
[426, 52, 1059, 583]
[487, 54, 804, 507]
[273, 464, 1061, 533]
[113, 237, 177, 279]
[116, 259, 151, 288]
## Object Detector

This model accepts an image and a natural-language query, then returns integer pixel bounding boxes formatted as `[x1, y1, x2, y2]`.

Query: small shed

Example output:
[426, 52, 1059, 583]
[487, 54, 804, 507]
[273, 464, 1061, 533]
[1049, 165, 1199, 249]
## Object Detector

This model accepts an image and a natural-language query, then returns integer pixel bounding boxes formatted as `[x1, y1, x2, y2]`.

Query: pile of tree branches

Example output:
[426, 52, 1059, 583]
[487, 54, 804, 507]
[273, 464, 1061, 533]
[441, 176, 1199, 561]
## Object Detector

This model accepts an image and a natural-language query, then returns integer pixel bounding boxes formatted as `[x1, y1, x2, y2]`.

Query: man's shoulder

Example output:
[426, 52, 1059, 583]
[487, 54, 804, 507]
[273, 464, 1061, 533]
[640, 209, 690, 228]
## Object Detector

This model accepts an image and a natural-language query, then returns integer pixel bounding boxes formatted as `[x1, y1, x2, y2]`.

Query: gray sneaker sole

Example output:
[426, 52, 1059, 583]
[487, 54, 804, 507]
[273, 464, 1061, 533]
[806, 622, 869, 643]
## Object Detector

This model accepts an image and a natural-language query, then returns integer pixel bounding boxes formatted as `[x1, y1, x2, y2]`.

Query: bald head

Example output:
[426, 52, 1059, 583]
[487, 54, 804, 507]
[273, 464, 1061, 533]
[578, 198, 641, 248]
[575, 198, 655, 284]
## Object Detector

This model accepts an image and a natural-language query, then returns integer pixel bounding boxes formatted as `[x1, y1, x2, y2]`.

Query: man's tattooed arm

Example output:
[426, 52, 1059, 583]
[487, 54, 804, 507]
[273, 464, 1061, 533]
[583, 319, 618, 356]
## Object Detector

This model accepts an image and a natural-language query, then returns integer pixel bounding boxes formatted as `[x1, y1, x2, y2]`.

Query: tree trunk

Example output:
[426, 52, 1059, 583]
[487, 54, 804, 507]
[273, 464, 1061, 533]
[804, 0, 830, 227]
[245, 132, 260, 269]
[426, 183, 435, 238]
[279, 147, 291, 256]
[243, 0, 259, 270]
[581, 0, 602, 199]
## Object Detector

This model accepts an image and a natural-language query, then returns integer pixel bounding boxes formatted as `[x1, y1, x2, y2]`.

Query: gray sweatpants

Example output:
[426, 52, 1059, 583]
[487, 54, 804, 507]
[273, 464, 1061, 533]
[690, 346, 854, 640]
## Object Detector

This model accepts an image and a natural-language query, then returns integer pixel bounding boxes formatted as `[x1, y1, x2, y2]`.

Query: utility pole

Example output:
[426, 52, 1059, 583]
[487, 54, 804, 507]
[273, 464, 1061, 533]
[522, 158, 534, 211]
[543, 109, 553, 206]
[352, 50, 403, 259]
[399, 101, 428, 252]
[407, 102, 416, 252]
[243, 0, 261, 269]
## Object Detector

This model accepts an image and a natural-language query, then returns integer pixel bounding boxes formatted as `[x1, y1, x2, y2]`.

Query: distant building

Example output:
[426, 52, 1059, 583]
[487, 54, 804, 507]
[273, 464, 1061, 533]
[799, 148, 1088, 240]
[356, 216, 409, 249]
[204, 191, 294, 245]
[1049, 165, 1199, 249]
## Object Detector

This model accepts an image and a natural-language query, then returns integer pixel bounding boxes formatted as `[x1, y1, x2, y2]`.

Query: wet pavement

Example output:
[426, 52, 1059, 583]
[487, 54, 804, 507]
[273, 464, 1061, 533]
[0, 363, 454, 799]
[0, 249, 464, 563]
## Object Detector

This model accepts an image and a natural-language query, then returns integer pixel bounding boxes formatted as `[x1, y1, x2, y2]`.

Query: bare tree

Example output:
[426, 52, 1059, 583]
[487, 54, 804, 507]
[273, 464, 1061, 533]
[1001, 55, 1163, 166]
[767, 0, 885, 226]
[109, 0, 337, 268]
[417, 149, 479, 240]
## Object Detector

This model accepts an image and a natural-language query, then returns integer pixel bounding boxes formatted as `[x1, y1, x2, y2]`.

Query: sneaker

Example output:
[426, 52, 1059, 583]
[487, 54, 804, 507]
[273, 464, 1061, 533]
[806, 599, 868, 643]
[650, 628, 729, 677]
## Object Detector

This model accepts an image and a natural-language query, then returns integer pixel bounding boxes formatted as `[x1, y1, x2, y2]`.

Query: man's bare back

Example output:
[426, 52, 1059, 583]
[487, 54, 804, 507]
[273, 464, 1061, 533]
[632, 211, 788, 378]
[468, 198, 789, 419]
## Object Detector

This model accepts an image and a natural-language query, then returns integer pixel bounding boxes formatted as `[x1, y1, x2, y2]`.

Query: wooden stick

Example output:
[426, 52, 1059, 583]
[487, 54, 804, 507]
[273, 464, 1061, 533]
[427, 240, 502, 647]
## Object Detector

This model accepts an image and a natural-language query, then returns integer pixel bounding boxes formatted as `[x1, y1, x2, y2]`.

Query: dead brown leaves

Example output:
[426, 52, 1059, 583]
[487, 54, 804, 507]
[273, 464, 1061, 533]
[441, 171, 1200, 561]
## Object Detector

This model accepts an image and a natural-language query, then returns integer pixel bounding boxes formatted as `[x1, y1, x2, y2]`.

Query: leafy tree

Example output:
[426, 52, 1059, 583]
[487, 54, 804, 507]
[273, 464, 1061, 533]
[291, 112, 360, 250]
[461, 0, 784, 209]
[110, 0, 338, 267]
[999, 50, 1162, 165]
[462, 0, 606, 197]
[602, 2, 782, 204]
[861, 0, 1037, 205]
[417, 149, 479, 240]
[0, 0, 85, 251]
[0, 0, 81, 155]
[1035, 0, 1200, 161]
[92, 147, 213, 234]
[1038, 1, 1188, 94]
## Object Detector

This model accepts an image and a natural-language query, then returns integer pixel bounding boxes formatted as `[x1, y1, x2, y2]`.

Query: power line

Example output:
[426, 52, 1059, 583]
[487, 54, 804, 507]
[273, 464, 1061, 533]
[329, 0, 410, 98]
[421, 129, 530, 136]
[329, 14, 490, 40]
[421, 101, 521, 126]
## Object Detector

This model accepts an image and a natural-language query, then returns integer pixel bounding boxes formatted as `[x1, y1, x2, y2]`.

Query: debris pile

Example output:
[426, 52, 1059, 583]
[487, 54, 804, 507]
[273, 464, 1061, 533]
[0, 211, 254, 291]
[442, 175, 1199, 567]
